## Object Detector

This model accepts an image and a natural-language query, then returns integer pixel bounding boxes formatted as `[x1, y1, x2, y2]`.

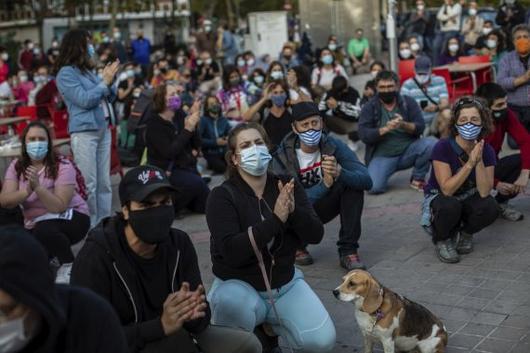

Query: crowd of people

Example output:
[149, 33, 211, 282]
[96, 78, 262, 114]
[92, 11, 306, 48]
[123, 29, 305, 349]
[1, 1, 530, 352]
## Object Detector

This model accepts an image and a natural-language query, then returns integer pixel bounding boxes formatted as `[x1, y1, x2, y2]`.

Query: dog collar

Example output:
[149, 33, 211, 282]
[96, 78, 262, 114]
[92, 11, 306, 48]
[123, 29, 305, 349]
[371, 287, 385, 331]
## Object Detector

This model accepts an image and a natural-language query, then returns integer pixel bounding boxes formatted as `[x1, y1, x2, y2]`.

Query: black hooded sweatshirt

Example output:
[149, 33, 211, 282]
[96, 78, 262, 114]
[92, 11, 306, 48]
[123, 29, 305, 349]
[70, 217, 210, 352]
[0, 225, 128, 353]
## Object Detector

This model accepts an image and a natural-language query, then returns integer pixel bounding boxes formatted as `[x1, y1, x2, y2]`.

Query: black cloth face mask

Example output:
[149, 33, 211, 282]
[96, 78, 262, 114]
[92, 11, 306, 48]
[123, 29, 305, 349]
[379, 91, 397, 104]
[128, 205, 175, 244]
[492, 108, 507, 121]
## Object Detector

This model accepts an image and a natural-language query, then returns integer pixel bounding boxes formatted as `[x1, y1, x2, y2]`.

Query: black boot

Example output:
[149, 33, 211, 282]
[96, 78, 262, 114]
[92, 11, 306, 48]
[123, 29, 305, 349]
[253, 325, 282, 353]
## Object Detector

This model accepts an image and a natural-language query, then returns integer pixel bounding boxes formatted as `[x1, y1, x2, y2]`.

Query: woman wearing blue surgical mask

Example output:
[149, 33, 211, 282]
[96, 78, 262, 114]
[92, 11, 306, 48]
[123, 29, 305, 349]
[0, 121, 90, 269]
[311, 48, 348, 96]
[265, 61, 286, 84]
[206, 123, 335, 353]
[56, 29, 119, 227]
[421, 97, 499, 264]
[243, 81, 294, 149]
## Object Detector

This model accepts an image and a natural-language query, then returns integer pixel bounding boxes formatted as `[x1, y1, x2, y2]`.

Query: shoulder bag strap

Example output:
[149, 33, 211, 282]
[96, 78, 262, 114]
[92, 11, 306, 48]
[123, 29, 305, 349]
[413, 78, 439, 107]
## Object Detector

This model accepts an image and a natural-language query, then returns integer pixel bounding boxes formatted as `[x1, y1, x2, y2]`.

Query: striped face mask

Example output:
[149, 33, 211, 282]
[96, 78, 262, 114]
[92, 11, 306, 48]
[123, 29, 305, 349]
[455, 122, 482, 141]
[298, 129, 322, 147]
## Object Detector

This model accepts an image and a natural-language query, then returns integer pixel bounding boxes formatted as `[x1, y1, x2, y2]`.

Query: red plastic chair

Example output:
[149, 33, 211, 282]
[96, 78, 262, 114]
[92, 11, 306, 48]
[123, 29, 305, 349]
[398, 60, 416, 85]
[432, 67, 473, 103]
[14, 106, 39, 136]
[52, 110, 70, 139]
[458, 55, 493, 87]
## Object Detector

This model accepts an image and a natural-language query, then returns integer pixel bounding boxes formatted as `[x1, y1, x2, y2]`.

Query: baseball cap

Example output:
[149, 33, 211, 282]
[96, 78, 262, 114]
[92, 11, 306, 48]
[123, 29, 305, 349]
[119, 165, 178, 206]
[414, 56, 432, 75]
[292, 101, 321, 122]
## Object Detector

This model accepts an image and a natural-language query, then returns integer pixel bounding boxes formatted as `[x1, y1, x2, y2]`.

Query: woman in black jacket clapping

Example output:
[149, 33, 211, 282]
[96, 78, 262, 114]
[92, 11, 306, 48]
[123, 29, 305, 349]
[205, 123, 336, 353]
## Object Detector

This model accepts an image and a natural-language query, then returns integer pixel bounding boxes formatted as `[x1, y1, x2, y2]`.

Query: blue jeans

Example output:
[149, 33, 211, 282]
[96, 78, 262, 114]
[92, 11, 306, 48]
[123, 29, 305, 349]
[207, 269, 336, 353]
[70, 128, 112, 226]
[368, 137, 436, 194]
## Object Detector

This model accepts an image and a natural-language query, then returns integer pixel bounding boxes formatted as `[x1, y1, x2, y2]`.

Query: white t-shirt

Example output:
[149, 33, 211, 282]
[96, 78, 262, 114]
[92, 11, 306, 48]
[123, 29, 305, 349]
[296, 148, 322, 188]
[311, 65, 348, 89]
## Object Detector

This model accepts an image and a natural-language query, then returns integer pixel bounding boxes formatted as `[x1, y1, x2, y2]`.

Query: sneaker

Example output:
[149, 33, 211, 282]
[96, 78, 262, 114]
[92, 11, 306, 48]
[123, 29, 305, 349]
[340, 253, 367, 271]
[410, 179, 426, 192]
[498, 203, 524, 222]
[295, 248, 314, 266]
[55, 263, 73, 284]
[456, 231, 474, 254]
[435, 240, 460, 263]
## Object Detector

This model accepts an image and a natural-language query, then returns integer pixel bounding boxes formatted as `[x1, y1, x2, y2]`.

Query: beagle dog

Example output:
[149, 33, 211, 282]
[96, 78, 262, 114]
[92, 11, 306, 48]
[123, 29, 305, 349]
[333, 270, 447, 353]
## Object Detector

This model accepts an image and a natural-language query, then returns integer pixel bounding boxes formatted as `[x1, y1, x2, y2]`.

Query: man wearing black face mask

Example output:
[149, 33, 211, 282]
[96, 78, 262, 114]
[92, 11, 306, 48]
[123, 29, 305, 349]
[477, 82, 530, 221]
[359, 70, 437, 194]
[71, 166, 261, 353]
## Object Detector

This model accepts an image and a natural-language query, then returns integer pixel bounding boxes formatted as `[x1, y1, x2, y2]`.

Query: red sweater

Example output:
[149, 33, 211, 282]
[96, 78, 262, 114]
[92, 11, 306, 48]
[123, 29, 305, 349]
[484, 109, 530, 182]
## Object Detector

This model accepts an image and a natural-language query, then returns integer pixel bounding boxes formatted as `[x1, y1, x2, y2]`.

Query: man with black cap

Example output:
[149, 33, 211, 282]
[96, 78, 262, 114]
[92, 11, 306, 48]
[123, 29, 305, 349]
[359, 70, 437, 194]
[400, 55, 449, 130]
[271, 101, 373, 270]
[0, 225, 128, 353]
[71, 165, 261, 353]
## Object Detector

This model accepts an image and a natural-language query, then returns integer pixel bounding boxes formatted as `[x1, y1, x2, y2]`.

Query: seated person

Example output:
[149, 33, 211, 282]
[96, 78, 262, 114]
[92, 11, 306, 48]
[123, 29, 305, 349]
[145, 82, 209, 214]
[151, 58, 179, 88]
[399, 41, 413, 60]
[12, 70, 34, 105]
[199, 95, 231, 174]
[438, 36, 463, 65]
[360, 79, 376, 107]
[431, 107, 452, 139]
[476, 82, 530, 221]
[369, 61, 385, 78]
[217, 65, 251, 126]
[400, 56, 449, 128]
[0, 225, 129, 353]
[272, 102, 372, 270]
[71, 165, 261, 353]
[359, 70, 436, 193]
[0, 122, 90, 268]
[311, 49, 348, 96]
[206, 123, 336, 353]
[243, 80, 294, 150]
[194, 50, 221, 94]
[421, 97, 498, 263]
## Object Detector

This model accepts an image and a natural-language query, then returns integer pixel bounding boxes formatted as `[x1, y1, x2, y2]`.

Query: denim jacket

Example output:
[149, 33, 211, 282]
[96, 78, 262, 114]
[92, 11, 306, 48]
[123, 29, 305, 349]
[57, 66, 117, 133]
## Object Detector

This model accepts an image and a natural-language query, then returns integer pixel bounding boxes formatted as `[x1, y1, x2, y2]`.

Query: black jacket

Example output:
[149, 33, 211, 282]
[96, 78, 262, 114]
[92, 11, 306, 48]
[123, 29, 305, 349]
[145, 110, 201, 171]
[70, 217, 210, 352]
[0, 225, 128, 353]
[206, 173, 324, 291]
[318, 87, 361, 122]
[358, 94, 424, 164]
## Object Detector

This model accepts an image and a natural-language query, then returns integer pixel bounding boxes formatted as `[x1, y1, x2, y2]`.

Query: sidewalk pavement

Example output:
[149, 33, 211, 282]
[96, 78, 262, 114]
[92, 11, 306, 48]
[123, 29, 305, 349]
[161, 166, 530, 353]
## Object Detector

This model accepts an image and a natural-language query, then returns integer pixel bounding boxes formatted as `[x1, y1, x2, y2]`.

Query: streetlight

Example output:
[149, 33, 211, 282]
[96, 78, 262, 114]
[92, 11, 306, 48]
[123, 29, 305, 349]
[386, 0, 398, 73]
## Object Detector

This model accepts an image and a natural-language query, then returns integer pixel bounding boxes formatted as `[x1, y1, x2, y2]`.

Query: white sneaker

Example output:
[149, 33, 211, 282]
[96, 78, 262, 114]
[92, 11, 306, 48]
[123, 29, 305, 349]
[55, 263, 73, 284]
[498, 202, 524, 222]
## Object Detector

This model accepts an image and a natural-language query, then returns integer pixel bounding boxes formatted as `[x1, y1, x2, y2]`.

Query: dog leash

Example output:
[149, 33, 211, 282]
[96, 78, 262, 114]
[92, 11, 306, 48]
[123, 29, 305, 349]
[248, 226, 295, 353]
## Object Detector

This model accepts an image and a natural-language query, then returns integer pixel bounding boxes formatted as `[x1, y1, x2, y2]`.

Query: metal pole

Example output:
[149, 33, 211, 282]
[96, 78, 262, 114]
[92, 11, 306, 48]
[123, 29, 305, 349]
[386, 0, 398, 73]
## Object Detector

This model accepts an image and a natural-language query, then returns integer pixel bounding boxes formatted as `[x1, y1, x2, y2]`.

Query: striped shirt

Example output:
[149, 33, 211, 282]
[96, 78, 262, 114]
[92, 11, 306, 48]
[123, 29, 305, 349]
[497, 50, 530, 108]
[400, 75, 449, 124]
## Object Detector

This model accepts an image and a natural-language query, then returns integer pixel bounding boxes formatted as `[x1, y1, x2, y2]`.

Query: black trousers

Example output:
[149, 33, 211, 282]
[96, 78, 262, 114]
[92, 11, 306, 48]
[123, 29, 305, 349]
[32, 210, 90, 264]
[495, 154, 522, 203]
[313, 181, 364, 256]
[204, 153, 227, 174]
[430, 194, 499, 243]
[169, 168, 210, 213]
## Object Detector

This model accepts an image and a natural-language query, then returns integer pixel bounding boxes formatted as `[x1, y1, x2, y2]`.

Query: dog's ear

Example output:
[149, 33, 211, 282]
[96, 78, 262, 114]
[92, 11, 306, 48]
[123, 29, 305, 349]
[362, 278, 383, 314]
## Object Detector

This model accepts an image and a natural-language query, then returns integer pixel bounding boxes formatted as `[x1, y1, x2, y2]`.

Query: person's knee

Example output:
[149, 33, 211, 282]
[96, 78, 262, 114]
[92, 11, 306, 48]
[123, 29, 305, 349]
[433, 196, 463, 219]
[297, 315, 336, 353]
[209, 281, 260, 331]
[235, 331, 262, 353]
[472, 196, 500, 221]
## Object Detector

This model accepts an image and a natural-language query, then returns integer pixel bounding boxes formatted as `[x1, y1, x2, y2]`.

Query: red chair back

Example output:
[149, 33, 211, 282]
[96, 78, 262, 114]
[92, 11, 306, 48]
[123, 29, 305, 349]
[398, 60, 416, 85]
[52, 111, 69, 139]
[458, 55, 490, 64]
[15, 106, 38, 120]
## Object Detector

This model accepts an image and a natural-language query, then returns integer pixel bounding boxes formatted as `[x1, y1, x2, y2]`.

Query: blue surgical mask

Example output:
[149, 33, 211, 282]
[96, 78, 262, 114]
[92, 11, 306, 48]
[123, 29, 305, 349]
[271, 93, 287, 107]
[321, 55, 333, 65]
[87, 44, 95, 58]
[254, 75, 264, 85]
[455, 122, 482, 141]
[270, 71, 284, 80]
[298, 129, 322, 147]
[239, 145, 272, 176]
[26, 141, 48, 160]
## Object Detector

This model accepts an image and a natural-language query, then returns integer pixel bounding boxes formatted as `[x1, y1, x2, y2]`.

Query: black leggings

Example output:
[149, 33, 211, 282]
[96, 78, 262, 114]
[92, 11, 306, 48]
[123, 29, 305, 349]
[431, 193, 499, 243]
[494, 154, 522, 203]
[32, 210, 90, 264]
[204, 153, 227, 174]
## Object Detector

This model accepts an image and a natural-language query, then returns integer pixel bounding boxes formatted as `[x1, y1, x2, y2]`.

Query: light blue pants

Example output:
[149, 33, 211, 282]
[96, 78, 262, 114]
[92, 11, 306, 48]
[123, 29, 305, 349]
[70, 128, 112, 226]
[207, 269, 336, 353]
[368, 136, 437, 194]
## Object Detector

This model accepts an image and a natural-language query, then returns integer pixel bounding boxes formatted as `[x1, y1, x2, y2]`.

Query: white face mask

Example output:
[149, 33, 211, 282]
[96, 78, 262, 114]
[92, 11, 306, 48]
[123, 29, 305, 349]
[468, 8, 477, 16]
[448, 44, 459, 53]
[400, 48, 412, 59]
[370, 70, 379, 78]
[415, 73, 430, 84]
[410, 42, 421, 52]
[27, 43, 34, 50]
[0, 314, 31, 353]
[482, 27, 492, 35]
[328, 43, 337, 51]
[19, 75, 28, 83]
[417, 4, 425, 11]
[1, 53, 8, 61]
[487, 39, 497, 49]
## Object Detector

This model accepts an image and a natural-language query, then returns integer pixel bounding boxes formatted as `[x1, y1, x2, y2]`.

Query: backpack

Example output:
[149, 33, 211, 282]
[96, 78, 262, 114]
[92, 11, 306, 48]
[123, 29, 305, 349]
[58, 155, 88, 201]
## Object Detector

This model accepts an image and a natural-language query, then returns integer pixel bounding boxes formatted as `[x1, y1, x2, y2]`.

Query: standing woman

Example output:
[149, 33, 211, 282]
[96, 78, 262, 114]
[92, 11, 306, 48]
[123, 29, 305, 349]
[421, 97, 499, 264]
[56, 29, 119, 226]
[206, 123, 335, 353]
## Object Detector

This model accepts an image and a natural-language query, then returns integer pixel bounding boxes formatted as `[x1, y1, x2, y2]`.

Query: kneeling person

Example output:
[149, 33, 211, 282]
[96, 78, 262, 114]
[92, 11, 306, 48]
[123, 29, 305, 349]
[71, 166, 260, 353]
[272, 101, 373, 270]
